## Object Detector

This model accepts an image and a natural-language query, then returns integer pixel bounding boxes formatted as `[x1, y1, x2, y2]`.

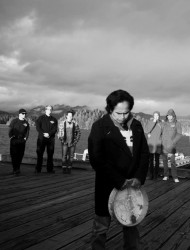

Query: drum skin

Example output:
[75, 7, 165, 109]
[108, 187, 149, 226]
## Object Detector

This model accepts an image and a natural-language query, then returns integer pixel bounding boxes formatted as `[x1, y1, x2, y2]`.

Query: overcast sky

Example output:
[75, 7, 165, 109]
[0, 0, 190, 115]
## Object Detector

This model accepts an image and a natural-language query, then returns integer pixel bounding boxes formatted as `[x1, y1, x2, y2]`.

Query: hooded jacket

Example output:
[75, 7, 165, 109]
[162, 109, 182, 154]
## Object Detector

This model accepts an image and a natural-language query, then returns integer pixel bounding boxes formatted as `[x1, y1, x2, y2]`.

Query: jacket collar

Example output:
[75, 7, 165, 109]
[102, 114, 133, 157]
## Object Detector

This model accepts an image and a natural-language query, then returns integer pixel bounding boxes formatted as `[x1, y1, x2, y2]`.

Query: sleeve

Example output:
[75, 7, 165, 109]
[88, 121, 126, 190]
[172, 122, 182, 145]
[133, 124, 150, 185]
[35, 116, 44, 137]
[57, 121, 64, 139]
[74, 123, 81, 144]
[143, 120, 150, 134]
[8, 119, 15, 138]
[25, 122, 30, 140]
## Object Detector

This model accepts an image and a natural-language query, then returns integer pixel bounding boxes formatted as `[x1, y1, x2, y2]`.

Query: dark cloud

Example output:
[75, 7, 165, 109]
[0, 0, 190, 114]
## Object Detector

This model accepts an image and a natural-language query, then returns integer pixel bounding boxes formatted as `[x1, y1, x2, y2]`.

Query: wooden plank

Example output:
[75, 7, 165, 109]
[140, 186, 190, 238]
[0, 170, 94, 194]
[0, 200, 94, 243]
[141, 200, 190, 249]
[0, 186, 94, 222]
[22, 220, 93, 250]
[159, 218, 190, 250]
[0, 193, 94, 232]
[0, 180, 94, 213]
[0, 211, 94, 250]
[0, 162, 190, 250]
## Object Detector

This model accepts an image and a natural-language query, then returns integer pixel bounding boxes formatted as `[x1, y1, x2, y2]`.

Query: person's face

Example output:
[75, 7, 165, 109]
[66, 112, 73, 122]
[153, 113, 159, 121]
[167, 115, 173, 122]
[19, 112, 26, 120]
[111, 101, 130, 124]
[45, 107, 52, 116]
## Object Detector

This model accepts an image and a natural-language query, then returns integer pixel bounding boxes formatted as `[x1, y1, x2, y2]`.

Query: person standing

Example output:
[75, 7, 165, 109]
[35, 105, 58, 173]
[144, 111, 162, 179]
[162, 109, 182, 183]
[9, 109, 30, 176]
[88, 89, 149, 250]
[57, 110, 81, 174]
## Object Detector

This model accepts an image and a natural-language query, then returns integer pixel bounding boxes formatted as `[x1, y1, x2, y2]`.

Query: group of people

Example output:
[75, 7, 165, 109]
[8, 89, 183, 249]
[8, 106, 81, 176]
[144, 109, 182, 183]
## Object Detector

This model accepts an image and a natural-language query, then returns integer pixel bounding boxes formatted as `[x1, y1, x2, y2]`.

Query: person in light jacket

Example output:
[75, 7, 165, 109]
[88, 89, 149, 250]
[162, 109, 182, 183]
[57, 110, 81, 174]
[144, 111, 162, 179]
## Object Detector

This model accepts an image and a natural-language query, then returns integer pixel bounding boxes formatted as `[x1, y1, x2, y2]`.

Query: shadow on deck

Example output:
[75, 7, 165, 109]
[0, 162, 190, 250]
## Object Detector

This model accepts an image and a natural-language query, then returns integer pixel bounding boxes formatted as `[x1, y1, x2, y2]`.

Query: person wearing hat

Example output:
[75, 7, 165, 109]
[35, 105, 58, 173]
[57, 110, 81, 174]
[144, 111, 163, 180]
[88, 89, 149, 250]
[9, 108, 30, 176]
[161, 109, 182, 183]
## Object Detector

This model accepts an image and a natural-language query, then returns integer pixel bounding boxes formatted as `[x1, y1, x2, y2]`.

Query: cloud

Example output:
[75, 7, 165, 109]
[0, 0, 190, 115]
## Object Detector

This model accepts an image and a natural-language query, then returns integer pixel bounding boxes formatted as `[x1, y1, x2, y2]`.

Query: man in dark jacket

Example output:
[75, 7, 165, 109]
[9, 108, 30, 176]
[88, 90, 149, 250]
[35, 105, 58, 173]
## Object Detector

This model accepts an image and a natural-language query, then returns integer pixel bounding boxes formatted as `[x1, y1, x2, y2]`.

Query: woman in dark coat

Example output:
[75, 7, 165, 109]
[144, 111, 163, 179]
[88, 90, 149, 250]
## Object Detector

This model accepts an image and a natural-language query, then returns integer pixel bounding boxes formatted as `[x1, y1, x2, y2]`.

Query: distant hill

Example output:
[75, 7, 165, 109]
[1, 104, 90, 120]
[1, 105, 190, 135]
[26, 104, 90, 120]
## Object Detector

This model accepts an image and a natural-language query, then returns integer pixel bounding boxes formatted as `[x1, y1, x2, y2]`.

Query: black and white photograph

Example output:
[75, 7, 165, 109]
[0, 1, 190, 249]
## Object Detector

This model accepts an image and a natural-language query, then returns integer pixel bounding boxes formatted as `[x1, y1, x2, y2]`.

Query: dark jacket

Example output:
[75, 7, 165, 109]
[162, 109, 182, 154]
[36, 114, 58, 139]
[9, 118, 30, 140]
[88, 114, 149, 216]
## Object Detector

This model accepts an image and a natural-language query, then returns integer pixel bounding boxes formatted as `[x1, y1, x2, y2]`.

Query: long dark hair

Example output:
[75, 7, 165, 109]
[105, 89, 134, 114]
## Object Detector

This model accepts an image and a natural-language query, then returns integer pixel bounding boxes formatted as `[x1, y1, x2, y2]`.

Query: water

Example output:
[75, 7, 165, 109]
[0, 125, 90, 159]
[0, 124, 189, 157]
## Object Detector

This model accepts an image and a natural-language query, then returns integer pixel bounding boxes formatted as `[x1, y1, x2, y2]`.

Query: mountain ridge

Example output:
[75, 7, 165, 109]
[0, 105, 190, 120]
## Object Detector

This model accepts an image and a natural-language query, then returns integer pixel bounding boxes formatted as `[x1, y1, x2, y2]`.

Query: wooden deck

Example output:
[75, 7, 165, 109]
[0, 162, 190, 250]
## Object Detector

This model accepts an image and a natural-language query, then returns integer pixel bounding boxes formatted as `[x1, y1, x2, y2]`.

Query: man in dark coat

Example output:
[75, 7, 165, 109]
[88, 89, 149, 250]
[35, 105, 58, 173]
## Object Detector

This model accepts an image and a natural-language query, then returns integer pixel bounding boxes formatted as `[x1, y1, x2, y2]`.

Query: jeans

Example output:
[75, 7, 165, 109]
[162, 153, 177, 179]
[61, 144, 76, 167]
[149, 153, 160, 179]
[91, 215, 140, 250]
[36, 137, 55, 172]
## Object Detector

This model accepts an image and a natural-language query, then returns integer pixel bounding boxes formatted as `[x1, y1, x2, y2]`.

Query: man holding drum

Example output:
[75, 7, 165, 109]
[88, 89, 149, 249]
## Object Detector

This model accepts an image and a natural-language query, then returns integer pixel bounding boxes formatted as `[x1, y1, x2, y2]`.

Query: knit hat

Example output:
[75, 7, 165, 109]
[19, 108, 27, 114]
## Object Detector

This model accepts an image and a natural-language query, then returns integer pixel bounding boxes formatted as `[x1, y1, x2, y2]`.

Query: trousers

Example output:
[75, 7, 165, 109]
[91, 215, 140, 250]
[61, 144, 75, 167]
[162, 153, 177, 179]
[36, 137, 55, 171]
[10, 138, 26, 171]
[149, 153, 160, 179]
